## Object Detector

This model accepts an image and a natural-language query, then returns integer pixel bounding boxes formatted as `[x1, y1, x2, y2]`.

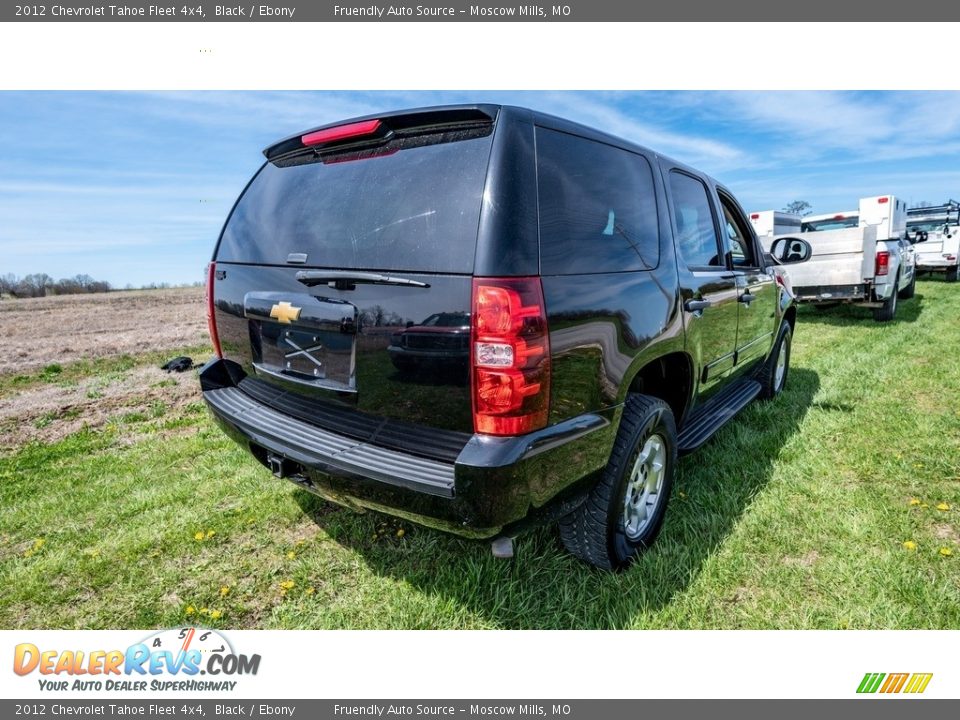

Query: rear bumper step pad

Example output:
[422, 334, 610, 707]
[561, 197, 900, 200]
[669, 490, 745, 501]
[204, 386, 456, 498]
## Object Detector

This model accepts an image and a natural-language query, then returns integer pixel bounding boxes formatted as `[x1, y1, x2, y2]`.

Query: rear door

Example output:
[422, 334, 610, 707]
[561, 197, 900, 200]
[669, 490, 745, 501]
[210, 111, 497, 449]
[665, 167, 739, 397]
[716, 188, 778, 370]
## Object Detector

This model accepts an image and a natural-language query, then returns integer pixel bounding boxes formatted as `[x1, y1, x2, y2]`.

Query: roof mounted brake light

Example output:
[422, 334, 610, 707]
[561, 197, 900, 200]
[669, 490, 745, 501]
[302, 119, 382, 147]
[878, 197, 890, 204]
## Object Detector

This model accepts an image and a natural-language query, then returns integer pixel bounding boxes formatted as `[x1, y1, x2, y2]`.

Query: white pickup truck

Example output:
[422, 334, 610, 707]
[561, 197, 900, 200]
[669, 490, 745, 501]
[751, 195, 917, 322]
[907, 201, 960, 283]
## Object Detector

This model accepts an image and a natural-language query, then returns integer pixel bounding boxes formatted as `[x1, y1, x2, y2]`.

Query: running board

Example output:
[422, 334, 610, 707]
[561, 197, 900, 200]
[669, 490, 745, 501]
[677, 379, 761, 454]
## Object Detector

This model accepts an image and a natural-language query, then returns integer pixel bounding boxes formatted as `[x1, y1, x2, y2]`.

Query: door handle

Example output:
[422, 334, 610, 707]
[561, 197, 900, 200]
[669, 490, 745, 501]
[739, 293, 757, 305]
[684, 299, 713, 312]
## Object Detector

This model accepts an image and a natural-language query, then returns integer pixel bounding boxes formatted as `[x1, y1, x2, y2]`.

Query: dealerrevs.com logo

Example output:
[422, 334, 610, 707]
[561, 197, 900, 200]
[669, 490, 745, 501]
[857, 672, 933, 694]
[13, 628, 261, 693]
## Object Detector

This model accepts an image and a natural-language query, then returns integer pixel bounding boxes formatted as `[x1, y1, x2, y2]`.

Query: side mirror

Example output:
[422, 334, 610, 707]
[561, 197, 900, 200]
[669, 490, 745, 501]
[770, 237, 813, 264]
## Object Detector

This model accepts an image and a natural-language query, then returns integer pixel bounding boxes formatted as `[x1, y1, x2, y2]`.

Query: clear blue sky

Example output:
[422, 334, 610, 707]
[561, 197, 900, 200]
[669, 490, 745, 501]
[2, 91, 959, 287]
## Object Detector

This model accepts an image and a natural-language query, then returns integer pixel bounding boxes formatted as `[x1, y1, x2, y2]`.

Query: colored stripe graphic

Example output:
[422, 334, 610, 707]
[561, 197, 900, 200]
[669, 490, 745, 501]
[903, 673, 933, 694]
[857, 673, 885, 693]
[880, 673, 908, 693]
[857, 672, 932, 694]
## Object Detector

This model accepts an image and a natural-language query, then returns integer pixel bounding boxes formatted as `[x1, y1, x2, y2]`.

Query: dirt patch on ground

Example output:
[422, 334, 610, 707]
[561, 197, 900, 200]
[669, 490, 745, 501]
[0, 366, 200, 451]
[0, 288, 206, 375]
[783, 550, 820, 567]
[933, 524, 960, 544]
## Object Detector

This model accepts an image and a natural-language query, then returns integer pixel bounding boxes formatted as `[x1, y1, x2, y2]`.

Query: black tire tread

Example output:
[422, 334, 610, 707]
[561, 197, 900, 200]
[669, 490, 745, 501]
[898, 272, 916, 299]
[559, 394, 675, 570]
[758, 322, 791, 400]
[873, 273, 899, 322]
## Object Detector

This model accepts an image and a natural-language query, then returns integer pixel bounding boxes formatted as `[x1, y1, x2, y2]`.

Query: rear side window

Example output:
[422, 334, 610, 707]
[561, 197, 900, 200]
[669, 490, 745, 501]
[536, 128, 659, 275]
[668, 171, 722, 269]
[216, 129, 494, 273]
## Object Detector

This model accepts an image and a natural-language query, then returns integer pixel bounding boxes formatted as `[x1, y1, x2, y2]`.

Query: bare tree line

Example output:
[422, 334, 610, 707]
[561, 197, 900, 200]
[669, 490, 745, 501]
[0, 273, 110, 298]
[0, 273, 204, 298]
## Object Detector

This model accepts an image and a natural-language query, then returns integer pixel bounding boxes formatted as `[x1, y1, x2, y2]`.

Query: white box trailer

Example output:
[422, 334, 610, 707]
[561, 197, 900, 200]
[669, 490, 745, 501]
[757, 195, 917, 322]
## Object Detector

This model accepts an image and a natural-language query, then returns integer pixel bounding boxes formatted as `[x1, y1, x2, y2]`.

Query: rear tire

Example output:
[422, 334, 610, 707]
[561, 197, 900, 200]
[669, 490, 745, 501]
[946, 266, 959, 283]
[559, 394, 677, 571]
[898, 271, 916, 299]
[759, 322, 792, 400]
[873, 275, 899, 322]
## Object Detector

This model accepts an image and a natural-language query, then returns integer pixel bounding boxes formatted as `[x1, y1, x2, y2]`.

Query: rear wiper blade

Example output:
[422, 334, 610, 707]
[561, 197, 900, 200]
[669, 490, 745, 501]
[295, 270, 430, 290]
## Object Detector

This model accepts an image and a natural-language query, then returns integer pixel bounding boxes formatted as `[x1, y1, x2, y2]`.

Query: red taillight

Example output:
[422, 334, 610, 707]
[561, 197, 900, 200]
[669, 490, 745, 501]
[471, 277, 550, 436]
[875, 251, 890, 277]
[750, 213, 760, 220]
[206, 262, 223, 358]
[301, 119, 381, 147]
[878, 197, 890, 204]
[833, 214, 846, 220]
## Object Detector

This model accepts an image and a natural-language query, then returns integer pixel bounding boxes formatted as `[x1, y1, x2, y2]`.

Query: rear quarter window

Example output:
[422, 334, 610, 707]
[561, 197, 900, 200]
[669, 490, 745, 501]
[536, 127, 660, 275]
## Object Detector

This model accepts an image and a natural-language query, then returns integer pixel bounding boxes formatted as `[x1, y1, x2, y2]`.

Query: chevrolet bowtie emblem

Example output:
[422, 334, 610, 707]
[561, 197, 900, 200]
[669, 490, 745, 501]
[270, 301, 302, 325]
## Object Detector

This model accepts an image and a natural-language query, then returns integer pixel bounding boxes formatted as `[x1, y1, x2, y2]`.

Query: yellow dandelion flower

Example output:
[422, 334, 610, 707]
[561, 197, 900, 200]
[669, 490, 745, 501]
[210, 610, 222, 620]
[940, 547, 953, 557]
[937, 503, 951, 511]
[306, 587, 315, 595]
[908, 498, 921, 506]
[219, 586, 230, 596]
[279, 580, 295, 590]
[194, 532, 205, 541]
[286, 551, 296, 560]
[902, 540, 917, 551]
[206, 530, 216, 539]
[185, 606, 196, 616]
[34, 538, 46, 549]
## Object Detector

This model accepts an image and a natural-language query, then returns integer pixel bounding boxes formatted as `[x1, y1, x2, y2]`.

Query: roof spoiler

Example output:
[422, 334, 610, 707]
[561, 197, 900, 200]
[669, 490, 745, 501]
[263, 105, 499, 163]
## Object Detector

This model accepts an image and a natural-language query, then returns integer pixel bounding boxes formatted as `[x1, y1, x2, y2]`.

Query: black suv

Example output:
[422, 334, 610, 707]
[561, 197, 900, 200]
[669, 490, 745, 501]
[200, 104, 810, 569]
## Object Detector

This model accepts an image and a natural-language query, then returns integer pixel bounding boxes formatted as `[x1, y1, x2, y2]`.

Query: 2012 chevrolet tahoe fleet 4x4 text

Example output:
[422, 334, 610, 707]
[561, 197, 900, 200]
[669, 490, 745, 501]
[200, 105, 811, 569]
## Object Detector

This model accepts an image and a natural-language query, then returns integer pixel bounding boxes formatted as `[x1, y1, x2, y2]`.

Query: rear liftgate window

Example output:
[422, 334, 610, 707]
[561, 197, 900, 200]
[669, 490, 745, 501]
[216, 127, 494, 273]
[536, 127, 660, 275]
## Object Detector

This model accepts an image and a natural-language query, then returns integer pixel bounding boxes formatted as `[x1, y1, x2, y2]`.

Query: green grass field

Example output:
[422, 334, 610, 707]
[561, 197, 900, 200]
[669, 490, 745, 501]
[1, 279, 958, 629]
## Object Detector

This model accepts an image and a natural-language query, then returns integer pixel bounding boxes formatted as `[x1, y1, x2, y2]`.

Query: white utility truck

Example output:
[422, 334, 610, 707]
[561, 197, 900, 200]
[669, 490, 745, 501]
[754, 195, 917, 322]
[906, 200, 960, 282]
